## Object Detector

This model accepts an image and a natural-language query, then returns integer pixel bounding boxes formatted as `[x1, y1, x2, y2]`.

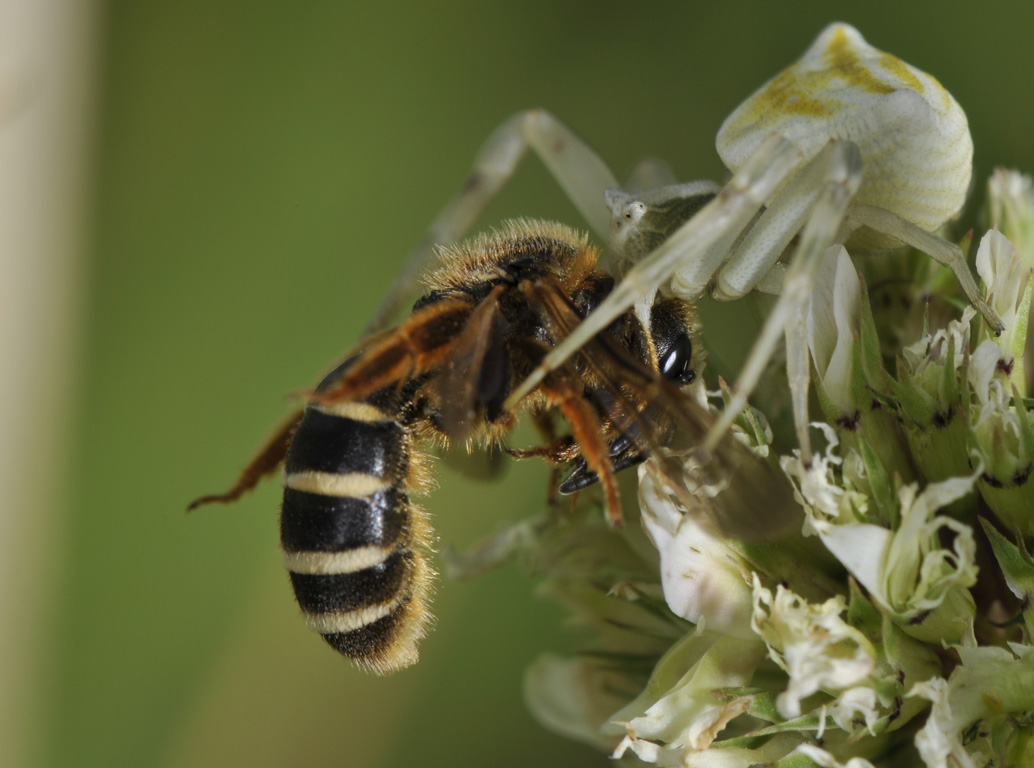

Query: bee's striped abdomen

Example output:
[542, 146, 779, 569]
[281, 399, 432, 674]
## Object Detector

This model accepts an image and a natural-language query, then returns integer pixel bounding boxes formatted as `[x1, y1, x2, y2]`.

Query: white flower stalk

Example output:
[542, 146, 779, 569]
[900, 308, 973, 383]
[966, 344, 1034, 534]
[968, 337, 1012, 428]
[986, 168, 1034, 399]
[653, 734, 809, 768]
[894, 277, 1033, 538]
[826, 685, 881, 736]
[619, 732, 808, 768]
[780, 424, 870, 533]
[642, 444, 845, 639]
[751, 578, 876, 719]
[951, 229, 1034, 531]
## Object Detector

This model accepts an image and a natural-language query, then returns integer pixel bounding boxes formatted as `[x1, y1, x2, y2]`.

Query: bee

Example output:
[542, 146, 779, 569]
[190, 219, 705, 674]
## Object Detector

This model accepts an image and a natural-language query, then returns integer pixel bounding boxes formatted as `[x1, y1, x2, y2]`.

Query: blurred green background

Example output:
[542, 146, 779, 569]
[12, 1, 1034, 766]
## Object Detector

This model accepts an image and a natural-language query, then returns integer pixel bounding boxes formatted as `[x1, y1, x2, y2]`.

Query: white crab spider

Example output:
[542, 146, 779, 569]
[370, 22, 1004, 463]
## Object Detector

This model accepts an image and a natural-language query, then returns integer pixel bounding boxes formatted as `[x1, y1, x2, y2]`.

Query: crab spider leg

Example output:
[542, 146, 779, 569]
[711, 140, 853, 302]
[704, 141, 862, 463]
[846, 205, 1004, 335]
[365, 109, 620, 334]
[504, 133, 804, 409]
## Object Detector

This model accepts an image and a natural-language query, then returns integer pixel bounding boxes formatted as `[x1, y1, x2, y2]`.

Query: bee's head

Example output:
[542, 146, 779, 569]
[649, 298, 697, 385]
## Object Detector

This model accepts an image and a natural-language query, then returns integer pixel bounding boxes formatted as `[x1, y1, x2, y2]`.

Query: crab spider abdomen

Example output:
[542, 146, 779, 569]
[716, 22, 972, 249]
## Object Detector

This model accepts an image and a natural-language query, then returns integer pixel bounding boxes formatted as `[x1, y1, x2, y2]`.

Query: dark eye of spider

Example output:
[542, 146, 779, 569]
[659, 332, 694, 384]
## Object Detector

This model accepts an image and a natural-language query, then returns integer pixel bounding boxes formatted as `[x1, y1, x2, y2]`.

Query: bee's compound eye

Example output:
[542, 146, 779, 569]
[660, 332, 694, 385]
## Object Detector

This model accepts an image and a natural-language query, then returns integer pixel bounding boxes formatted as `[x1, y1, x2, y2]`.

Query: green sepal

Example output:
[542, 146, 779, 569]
[857, 273, 891, 390]
[938, 332, 961, 409]
[888, 356, 939, 428]
[975, 390, 1034, 535]
[856, 437, 897, 529]
[847, 578, 883, 641]
[891, 336, 974, 491]
[877, 614, 942, 732]
[813, 358, 845, 428]
[893, 585, 975, 646]
[818, 292, 916, 491]
[979, 517, 1034, 640]
[718, 377, 773, 448]
[898, 403, 972, 490]
[1009, 273, 1032, 396]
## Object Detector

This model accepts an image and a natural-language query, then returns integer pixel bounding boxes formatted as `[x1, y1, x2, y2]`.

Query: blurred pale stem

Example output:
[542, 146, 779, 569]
[0, 1, 99, 765]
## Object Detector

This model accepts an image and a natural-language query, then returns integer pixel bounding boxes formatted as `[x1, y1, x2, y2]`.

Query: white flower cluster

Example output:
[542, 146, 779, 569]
[507, 171, 1034, 767]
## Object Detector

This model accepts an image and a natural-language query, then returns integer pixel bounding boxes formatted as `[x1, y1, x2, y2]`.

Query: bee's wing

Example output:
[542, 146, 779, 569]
[318, 285, 512, 444]
[311, 297, 473, 405]
[527, 278, 799, 540]
[426, 285, 508, 441]
[642, 384, 800, 540]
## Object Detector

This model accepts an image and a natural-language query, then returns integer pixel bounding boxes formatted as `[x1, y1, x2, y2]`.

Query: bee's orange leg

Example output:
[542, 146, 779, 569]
[187, 409, 303, 511]
[542, 381, 623, 528]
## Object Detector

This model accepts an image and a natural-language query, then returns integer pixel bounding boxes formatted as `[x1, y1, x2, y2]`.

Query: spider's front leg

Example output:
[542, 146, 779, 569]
[706, 140, 863, 464]
[365, 109, 620, 334]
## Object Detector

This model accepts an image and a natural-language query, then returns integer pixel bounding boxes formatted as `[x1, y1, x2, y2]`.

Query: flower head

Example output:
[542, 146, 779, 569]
[459, 169, 1034, 767]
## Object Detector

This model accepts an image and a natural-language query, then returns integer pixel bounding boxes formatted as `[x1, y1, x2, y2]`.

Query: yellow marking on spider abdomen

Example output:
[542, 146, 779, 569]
[748, 68, 840, 120]
[875, 51, 925, 95]
[822, 26, 898, 95]
[734, 25, 922, 126]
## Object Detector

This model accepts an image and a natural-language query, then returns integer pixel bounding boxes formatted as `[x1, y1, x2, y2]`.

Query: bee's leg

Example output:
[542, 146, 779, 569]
[187, 409, 304, 510]
[505, 430, 576, 463]
[504, 411, 576, 461]
[365, 109, 620, 334]
[539, 379, 622, 527]
[504, 438, 576, 463]
[506, 412, 577, 510]
[505, 442, 570, 509]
